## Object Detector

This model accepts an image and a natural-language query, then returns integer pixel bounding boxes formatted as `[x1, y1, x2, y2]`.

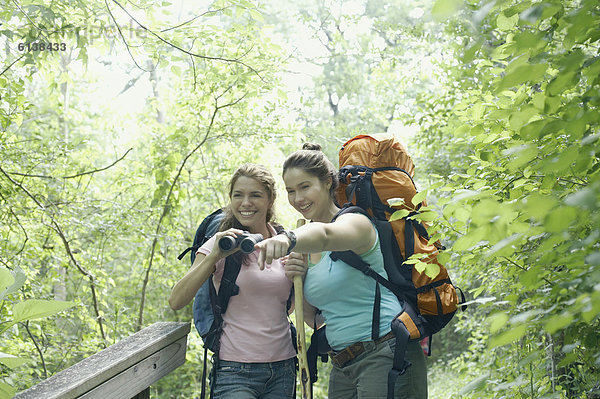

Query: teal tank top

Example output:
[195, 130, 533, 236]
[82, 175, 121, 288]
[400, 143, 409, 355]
[304, 228, 402, 351]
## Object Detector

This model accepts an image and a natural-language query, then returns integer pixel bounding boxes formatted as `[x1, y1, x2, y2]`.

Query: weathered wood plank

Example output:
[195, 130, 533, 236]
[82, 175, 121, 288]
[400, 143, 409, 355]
[79, 336, 187, 399]
[14, 322, 190, 399]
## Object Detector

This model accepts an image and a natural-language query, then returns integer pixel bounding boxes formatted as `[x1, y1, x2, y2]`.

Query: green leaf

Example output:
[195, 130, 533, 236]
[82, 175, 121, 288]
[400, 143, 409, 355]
[486, 233, 521, 258]
[414, 261, 427, 274]
[488, 312, 509, 334]
[499, 64, 547, 91]
[249, 8, 264, 23]
[459, 374, 489, 394]
[547, 71, 578, 96]
[541, 146, 579, 173]
[544, 206, 577, 232]
[0, 352, 28, 368]
[532, 92, 546, 111]
[462, 39, 483, 63]
[0, 382, 16, 399]
[410, 211, 438, 222]
[508, 105, 539, 131]
[0, 268, 27, 301]
[436, 251, 450, 265]
[12, 113, 23, 127]
[411, 191, 427, 207]
[171, 65, 182, 77]
[544, 96, 562, 114]
[505, 144, 538, 170]
[497, 12, 519, 30]
[12, 299, 76, 323]
[521, 193, 557, 220]
[389, 209, 410, 222]
[519, 119, 547, 140]
[565, 188, 597, 209]
[545, 313, 573, 334]
[404, 253, 427, 265]
[0, 268, 14, 296]
[489, 324, 527, 347]
[431, 0, 462, 21]
[557, 352, 578, 368]
[424, 263, 440, 279]
[519, 265, 544, 288]
[453, 228, 486, 251]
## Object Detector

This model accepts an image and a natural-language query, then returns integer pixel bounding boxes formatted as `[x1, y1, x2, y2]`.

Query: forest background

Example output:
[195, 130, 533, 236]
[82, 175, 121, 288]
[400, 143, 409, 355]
[1, 0, 599, 397]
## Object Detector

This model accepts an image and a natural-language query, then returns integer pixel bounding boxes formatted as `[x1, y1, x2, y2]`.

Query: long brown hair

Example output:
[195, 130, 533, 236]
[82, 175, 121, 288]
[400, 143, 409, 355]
[282, 143, 338, 200]
[219, 163, 277, 231]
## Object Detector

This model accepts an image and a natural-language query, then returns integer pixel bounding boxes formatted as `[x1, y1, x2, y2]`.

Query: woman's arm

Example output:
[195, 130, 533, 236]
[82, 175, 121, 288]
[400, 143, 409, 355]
[169, 229, 244, 310]
[169, 252, 217, 310]
[256, 213, 376, 268]
[303, 299, 319, 329]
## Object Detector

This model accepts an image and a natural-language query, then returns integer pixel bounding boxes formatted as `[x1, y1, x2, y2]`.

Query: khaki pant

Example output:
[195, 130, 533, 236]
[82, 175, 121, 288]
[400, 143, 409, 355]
[329, 339, 427, 399]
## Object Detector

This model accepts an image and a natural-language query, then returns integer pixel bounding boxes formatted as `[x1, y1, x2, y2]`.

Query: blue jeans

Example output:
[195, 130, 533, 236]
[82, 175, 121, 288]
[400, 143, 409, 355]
[212, 358, 296, 399]
[329, 339, 427, 399]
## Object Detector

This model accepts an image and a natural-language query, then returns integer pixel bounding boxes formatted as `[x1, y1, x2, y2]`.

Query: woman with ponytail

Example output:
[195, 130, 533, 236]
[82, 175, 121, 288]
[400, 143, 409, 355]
[255, 144, 427, 399]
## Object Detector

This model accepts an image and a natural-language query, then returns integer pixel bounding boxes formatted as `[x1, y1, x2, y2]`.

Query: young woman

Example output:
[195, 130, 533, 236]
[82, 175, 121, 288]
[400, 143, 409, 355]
[169, 163, 296, 399]
[255, 144, 427, 399]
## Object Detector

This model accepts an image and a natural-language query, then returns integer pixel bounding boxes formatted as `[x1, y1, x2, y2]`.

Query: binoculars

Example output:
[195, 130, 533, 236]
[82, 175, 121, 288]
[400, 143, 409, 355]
[218, 232, 264, 254]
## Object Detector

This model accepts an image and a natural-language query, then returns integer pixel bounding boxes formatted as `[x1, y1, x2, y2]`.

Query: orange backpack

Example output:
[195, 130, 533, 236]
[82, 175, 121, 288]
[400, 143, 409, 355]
[335, 133, 463, 342]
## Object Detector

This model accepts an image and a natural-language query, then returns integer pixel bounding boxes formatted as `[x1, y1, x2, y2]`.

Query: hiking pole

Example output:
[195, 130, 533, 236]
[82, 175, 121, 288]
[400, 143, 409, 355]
[294, 218, 312, 399]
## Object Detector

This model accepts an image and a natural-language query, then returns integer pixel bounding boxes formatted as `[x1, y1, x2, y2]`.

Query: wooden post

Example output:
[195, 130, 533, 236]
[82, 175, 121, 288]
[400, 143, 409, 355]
[294, 218, 312, 399]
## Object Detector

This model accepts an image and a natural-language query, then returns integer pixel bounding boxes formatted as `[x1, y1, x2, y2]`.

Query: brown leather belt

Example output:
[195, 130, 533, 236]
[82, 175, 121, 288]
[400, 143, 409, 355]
[329, 330, 395, 368]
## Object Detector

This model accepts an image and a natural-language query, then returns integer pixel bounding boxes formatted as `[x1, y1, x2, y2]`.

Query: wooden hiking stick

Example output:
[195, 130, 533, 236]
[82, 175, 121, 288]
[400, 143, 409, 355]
[294, 218, 312, 399]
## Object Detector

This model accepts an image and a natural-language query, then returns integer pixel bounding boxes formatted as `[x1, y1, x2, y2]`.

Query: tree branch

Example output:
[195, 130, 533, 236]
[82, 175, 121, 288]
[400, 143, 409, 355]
[0, 166, 108, 345]
[104, 0, 151, 72]
[62, 148, 133, 178]
[0, 53, 26, 77]
[110, 0, 265, 82]
[160, 7, 231, 33]
[11, 0, 47, 33]
[5, 148, 133, 179]
[136, 91, 247, 330]
[24, 321, 47, 379]
[502, 256, 553, 286]
[0, 191, 29, 256]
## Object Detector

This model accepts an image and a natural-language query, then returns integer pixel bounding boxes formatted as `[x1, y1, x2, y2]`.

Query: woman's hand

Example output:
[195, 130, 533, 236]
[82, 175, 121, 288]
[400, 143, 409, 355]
[283, 252, 308, 281]
[211, 228, 245, 260]
[255, 234, 291, 270]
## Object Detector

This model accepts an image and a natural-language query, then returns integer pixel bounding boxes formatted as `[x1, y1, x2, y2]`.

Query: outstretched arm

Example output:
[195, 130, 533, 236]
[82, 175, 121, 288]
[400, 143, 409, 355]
[256, 213, 376, 269]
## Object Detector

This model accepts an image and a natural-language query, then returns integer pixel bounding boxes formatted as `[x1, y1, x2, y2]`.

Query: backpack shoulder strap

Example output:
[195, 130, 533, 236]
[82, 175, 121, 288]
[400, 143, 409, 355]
[329, 250, 402, 298]
[214, 255, 242, 317]
[178, 208, 224, 262]
[331, 205, 371, 222]
[200, 255, 241, 399]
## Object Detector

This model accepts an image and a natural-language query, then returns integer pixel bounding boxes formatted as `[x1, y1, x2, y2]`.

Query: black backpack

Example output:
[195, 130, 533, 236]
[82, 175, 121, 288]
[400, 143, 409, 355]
[178, 209, 295, 398]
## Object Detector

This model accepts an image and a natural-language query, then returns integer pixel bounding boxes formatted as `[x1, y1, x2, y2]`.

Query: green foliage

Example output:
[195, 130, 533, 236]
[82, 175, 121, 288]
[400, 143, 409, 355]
[0, 267, 75, 398]
[2, 0, 599, 397]
[411, 0, 600, 396]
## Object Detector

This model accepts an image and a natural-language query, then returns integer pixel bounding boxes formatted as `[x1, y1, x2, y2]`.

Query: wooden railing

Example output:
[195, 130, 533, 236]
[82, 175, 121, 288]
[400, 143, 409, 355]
[14, 322, 191, 399]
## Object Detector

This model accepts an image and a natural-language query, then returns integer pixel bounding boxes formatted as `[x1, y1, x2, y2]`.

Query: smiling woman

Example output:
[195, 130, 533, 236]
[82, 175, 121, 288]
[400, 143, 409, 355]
[229, 175, 273, 236]
[255, 144, 427, 399]
[168, 163, 297, 399]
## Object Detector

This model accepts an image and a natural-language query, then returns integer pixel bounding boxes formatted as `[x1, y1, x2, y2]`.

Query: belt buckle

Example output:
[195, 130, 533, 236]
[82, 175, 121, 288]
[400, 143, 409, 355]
[332, 342, 366, 368]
